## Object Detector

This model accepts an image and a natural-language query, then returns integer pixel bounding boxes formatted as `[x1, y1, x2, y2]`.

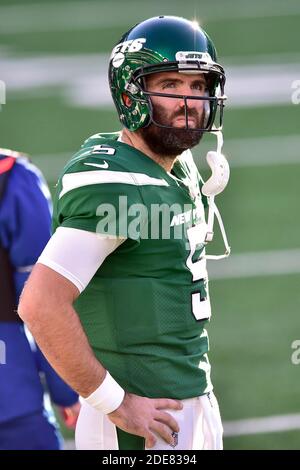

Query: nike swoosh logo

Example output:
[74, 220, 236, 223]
[84, 161, 109, 169]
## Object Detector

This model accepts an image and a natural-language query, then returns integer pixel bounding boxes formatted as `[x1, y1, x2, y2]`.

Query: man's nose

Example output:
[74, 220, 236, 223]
[178, 95, 203, 110]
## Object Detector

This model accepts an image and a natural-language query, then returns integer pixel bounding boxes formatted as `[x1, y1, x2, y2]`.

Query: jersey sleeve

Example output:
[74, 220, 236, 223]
[52, 148, 145, 240]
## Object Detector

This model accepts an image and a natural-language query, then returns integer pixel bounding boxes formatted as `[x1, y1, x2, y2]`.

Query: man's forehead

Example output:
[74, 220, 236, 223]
[146, 71, 206, 84]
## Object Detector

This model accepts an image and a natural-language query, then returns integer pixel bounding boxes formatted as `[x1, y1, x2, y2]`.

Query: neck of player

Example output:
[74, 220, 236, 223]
[121, 128, 177, 173]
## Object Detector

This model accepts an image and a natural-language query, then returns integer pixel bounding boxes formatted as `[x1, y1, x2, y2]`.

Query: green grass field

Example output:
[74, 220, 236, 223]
[1, 0, 300, 449]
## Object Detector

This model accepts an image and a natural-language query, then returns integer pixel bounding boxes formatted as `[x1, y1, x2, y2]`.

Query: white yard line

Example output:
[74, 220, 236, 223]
[224, 413, 300, 437]
[1, 53, 299, 108]
[0, 0, 300, 34]
[199, 135, 300, 169]
[32, 133, 300, 181]
[208, 248, 300, 280]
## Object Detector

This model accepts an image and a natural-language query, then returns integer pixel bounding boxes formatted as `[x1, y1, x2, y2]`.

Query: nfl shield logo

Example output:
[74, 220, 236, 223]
[170, 431, 178, 448]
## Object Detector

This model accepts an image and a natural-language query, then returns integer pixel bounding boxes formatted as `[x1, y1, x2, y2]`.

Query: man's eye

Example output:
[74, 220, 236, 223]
[192, 83, 207, 92]
[162, 82, 176, 89]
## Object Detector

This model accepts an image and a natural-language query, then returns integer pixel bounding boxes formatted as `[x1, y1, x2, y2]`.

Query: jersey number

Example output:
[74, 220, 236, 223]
[186, 224, 211, 321]
[91, 145, 116, 156]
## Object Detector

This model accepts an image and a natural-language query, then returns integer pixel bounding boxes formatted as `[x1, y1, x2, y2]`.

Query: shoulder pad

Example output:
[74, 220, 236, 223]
[81, 132, 121, 150]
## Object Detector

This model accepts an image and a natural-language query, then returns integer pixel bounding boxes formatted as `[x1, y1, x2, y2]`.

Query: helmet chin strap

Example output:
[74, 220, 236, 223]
[201, 129, 231, 260]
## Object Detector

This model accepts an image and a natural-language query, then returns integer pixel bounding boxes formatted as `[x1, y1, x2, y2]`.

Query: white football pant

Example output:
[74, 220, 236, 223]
[75, 391, 223, 450]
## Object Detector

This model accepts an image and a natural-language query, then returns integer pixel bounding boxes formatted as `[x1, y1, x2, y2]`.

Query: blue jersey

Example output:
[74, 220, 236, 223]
[0, 152, 77, 425]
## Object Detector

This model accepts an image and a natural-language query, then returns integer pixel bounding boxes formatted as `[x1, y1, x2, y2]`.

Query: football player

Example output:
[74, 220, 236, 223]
[0, 148, 80, 449]
[19, 16, 229, 450]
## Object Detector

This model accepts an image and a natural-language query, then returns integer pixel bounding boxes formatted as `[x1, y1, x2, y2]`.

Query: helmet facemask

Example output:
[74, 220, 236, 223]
[129, 63, 226, 133]
[109, 37, 226, 133]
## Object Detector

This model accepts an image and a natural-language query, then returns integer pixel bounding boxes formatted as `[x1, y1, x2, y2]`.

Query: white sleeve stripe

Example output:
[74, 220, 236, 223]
[59, 170, 169, 199]
[37, 258, 85, 293]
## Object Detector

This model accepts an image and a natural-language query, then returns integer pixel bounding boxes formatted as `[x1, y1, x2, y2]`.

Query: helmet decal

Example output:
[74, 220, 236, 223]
[111, 38, 147, 68]
[175, 51, 213, 63]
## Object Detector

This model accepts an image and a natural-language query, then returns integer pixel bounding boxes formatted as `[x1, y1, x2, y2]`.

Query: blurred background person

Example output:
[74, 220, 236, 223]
[0, 148, 80, 450]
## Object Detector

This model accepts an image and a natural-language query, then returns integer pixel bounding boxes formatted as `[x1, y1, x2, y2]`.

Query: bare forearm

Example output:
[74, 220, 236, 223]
[25, 303, 104, 397]
[18, 266, 105, 397]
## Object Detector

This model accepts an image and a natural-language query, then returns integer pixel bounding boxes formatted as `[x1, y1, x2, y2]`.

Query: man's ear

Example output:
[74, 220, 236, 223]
[122, 93, 132, 107]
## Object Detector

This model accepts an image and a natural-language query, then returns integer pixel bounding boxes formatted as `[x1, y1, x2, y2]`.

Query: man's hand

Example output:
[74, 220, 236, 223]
[59, 401, 81, 429]
[108, 393, 183, 448]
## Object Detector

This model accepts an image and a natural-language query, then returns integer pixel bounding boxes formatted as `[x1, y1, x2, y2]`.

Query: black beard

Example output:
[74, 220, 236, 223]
[138, 103, 204, 157]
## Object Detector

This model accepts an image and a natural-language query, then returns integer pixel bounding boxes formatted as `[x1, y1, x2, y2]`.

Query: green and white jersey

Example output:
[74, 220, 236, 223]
[53, 132, 213, 399]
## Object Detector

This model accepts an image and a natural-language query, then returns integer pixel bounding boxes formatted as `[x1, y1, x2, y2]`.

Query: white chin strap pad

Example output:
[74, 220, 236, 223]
[201, 151, 230, 197]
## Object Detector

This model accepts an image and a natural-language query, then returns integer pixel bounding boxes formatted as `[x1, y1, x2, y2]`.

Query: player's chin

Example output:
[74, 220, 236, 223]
[170, 128, 204, 150]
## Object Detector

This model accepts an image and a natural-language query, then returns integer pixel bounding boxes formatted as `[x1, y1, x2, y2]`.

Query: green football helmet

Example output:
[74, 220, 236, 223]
[108, 16, 226, 132]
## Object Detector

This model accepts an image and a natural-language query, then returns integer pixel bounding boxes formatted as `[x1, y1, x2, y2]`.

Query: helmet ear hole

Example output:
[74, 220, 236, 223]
[122, 93, 132, 108]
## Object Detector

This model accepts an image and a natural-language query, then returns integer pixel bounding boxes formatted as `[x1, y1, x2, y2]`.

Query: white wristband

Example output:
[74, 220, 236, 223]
[82, 372, 125, 414]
